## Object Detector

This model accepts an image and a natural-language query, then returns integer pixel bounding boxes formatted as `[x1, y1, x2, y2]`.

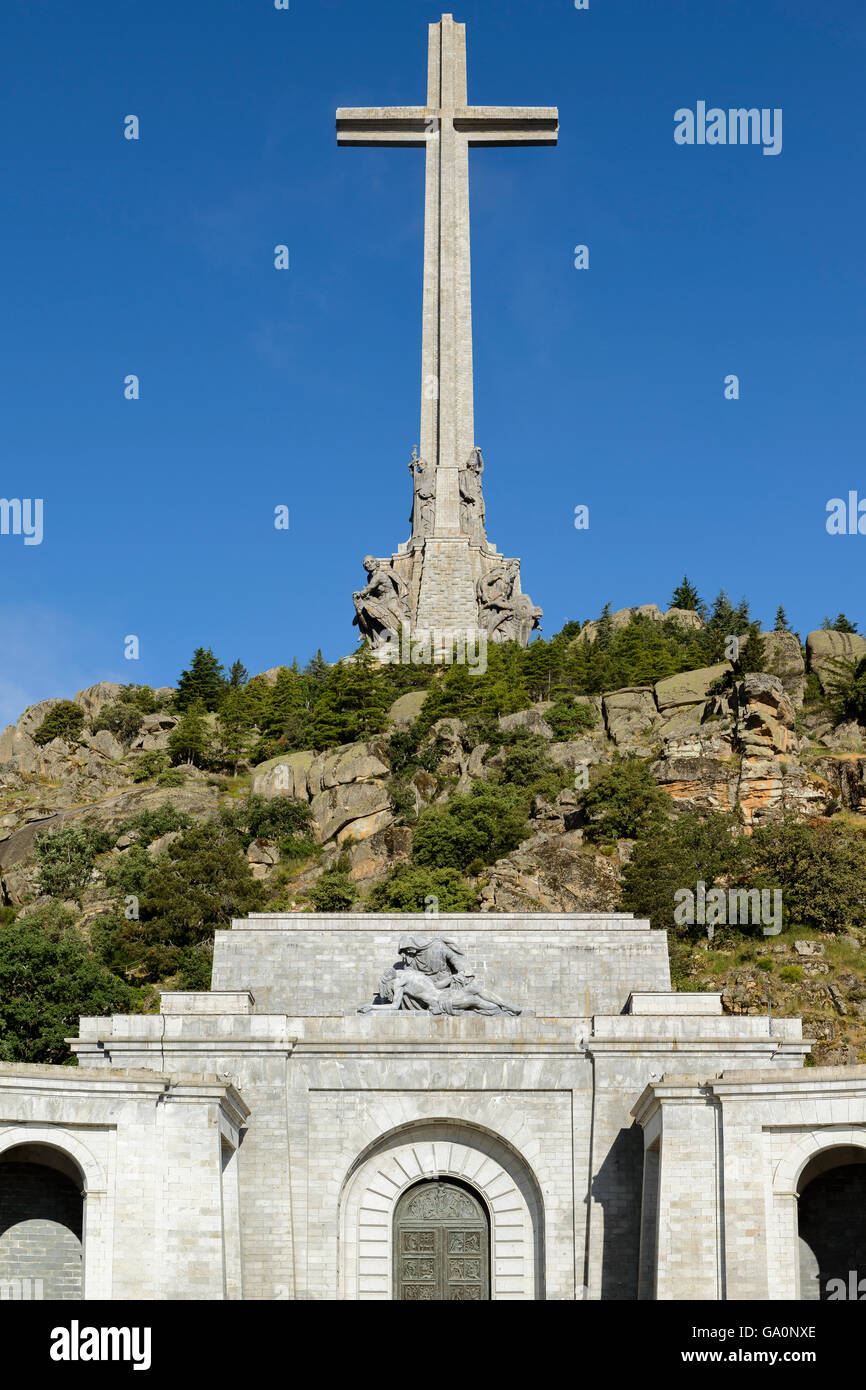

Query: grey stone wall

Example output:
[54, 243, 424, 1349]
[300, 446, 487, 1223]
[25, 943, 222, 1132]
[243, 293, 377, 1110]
[0, 1161, 82, 1299]
[212, 913, 670, 1017]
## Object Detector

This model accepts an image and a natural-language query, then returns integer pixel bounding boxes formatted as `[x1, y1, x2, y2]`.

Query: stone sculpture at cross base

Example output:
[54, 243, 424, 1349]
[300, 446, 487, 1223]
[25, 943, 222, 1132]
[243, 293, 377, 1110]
[352, 555, 410, 650]
[358, 934, 522, 1016]
[340, 15, 552, 651]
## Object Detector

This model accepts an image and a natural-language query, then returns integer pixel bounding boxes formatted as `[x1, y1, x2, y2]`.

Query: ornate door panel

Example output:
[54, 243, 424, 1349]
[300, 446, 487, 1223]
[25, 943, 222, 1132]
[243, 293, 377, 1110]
[394, 1181, 489, 1300]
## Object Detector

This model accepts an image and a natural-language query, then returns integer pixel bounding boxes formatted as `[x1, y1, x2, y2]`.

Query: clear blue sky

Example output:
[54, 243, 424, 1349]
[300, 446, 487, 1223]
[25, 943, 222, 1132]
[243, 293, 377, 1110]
[1, 0, 864, 725]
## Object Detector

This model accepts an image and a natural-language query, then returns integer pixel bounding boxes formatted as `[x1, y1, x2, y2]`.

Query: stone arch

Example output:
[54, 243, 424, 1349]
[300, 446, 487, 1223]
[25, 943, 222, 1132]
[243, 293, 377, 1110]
[771, 1130, 866, 1301]
[0, 1127, 110, 1299]
[0, 1127, 106, 1195]
[796, 1146, 866, 1302]
[339, 1118, 544, 1300]
[0, 1141, 86, 1299]
[773, 1129, 866, 1197]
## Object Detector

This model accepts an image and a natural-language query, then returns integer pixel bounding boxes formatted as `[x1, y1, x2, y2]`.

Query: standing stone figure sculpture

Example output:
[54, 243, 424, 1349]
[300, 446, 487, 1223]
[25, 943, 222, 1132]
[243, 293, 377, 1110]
[476, 564, 542, 645]
[408, 447, 436, 541]
[352, 555, 409, 649]
[458, 448, 486, 544]
[358, 935, 522, 1016]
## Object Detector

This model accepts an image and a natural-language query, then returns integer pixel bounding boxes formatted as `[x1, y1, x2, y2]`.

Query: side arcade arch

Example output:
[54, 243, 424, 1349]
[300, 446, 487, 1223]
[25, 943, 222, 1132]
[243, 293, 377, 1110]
[0, 1127, 111, 1300]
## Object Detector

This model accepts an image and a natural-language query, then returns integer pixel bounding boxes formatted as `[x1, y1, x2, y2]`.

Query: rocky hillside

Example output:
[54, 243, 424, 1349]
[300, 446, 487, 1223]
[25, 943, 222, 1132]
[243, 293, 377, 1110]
[2, 606, 866, 1064]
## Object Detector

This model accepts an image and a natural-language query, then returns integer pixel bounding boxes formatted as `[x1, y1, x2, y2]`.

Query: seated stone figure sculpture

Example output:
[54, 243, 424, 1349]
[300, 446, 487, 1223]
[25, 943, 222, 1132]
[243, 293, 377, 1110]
[358, 935, 522, 1017]
[352, 555, 410, 649]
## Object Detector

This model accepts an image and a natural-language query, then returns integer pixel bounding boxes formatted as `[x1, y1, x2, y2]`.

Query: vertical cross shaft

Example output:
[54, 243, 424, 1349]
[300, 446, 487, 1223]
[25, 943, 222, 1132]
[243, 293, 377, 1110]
[337, 14, 557, 541]
[422, 16, 472, 536]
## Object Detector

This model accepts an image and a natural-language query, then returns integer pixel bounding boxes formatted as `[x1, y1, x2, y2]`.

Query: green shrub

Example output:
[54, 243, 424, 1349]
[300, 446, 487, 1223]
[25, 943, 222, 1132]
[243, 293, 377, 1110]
[106, 822, 265, 982]
[499, 731, 560, 796]
[621, 811, 749, 931]
[366, 865, 477, 913]
[749, 819, 866, 932]
[131, 750, 170, 782]
[114, 803, 192, 848]
[412, 783, 528, 871]
[389, 781, 419, 825]
[91, 701, 144, 745]
[0, 907, 137, 1064]
[780, 964, 803, 983]
[219, 794, 315, 858]
[32, 701, 85, 746]
[167, 704, 211, 767]
[545, 696, 597, 739]
[157, 769, 186, 787]
[307, 869, 357, 913]
[103, 845, 155, 900]
[118, 684, 163, 714]
[385, 723, 447, 777]
[579, 757, 670, 844]
[35, 821, 112, 896]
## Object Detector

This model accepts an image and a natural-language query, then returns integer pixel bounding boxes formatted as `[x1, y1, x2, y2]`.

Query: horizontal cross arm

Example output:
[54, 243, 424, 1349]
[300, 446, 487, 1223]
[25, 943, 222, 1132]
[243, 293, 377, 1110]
[337, 107, 432, 146]
[456, 107, 559, 145]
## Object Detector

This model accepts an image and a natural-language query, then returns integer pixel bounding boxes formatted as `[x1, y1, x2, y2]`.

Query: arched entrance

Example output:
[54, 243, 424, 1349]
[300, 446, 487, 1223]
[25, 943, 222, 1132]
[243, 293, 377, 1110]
[798, 1145, 866, 1301]
[393, 1179, 490, 1301]
[339, 1119, 544, 1299]
[0, 1144, 84, 1299]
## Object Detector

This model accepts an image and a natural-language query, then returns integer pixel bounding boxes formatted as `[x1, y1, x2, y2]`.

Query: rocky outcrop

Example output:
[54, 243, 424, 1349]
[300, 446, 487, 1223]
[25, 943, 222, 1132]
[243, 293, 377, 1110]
[252, 750, 317, 800]
[498, 708, 553, 740]
[548, 737, 607, 774]
[322, 824, 413, 885]
[0, 782, 221, 883]
[576, 603, 704, 644]
[253, 740, 393, 844]
[654, 664, 730, 711]
[651, 673, 829, 826]
[84, 729, 125, 761]
[131, 713, 178, 752]
[3, 629, 865, 920]
[806, 629, 866, 693]
[246, 837, 280, 880]
[602, 688, 660, 749]
[16, 700, 63, 742]
[811, 755, 866, 814]
[387, 690, 428, 726]
[0, 723, 42, 776]
[761, 631, 806, 704]
[665, 607, 705, 632]
[734, 673, 797, 759]
[74, 682, 124, 721]
[478, 832, 621, 912]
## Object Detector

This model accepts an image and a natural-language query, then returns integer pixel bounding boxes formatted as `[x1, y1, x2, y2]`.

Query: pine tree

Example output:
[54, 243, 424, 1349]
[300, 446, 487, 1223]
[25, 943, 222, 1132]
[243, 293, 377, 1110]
[167, 703, 211, 766]
[216, 690, 254, 773]
[774, 606, 791, 632]
[831, 614, 859, 634]
[669, 576, 704, 613]
[261, 665, 306, 739]
[306, 647, 391, 748]
[227, 660, 249, 688]
[175, 648, 227, 711]
[595, 603, 614, 650]
[304, 650, 330, 683]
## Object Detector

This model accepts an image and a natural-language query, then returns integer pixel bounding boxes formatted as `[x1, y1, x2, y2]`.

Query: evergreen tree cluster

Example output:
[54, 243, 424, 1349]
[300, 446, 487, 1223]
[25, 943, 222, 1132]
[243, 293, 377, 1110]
[151, 582, 816, 773]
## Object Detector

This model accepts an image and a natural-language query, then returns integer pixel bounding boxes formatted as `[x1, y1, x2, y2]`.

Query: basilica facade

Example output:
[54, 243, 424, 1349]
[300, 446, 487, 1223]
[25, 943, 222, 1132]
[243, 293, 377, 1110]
[1, 909, 865, 1301]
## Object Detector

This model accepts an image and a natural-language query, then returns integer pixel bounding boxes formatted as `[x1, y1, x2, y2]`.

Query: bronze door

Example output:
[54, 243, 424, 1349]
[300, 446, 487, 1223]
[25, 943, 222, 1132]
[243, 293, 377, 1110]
[393, 1180, 490, 1300]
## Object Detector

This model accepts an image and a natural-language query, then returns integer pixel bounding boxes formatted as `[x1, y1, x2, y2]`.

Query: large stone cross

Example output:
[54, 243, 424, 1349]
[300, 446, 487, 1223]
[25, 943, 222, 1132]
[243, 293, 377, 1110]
[337, 14, 557, 539]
